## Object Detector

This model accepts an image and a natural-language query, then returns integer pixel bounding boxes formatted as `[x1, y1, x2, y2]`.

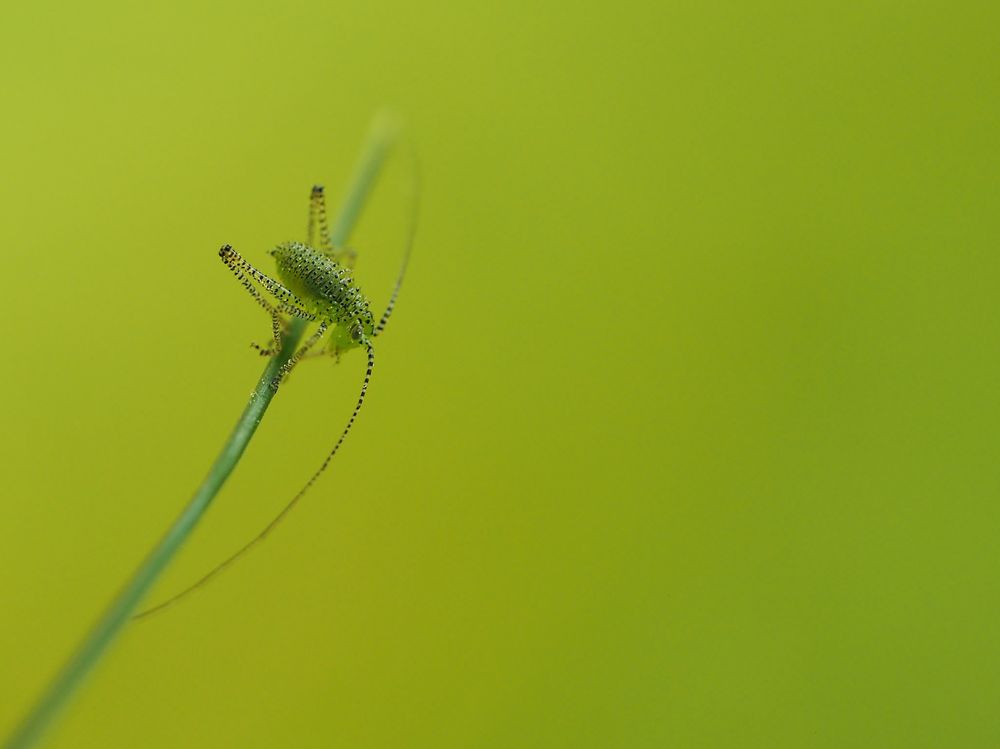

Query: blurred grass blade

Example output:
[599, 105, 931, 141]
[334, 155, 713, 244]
[3, 113, 399, 749]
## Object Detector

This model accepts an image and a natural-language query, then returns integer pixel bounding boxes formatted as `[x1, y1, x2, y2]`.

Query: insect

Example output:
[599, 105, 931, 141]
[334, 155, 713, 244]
[135, 167, 417, 619]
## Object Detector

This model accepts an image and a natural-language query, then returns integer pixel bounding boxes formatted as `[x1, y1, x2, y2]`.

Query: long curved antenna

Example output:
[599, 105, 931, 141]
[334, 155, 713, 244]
[133, 341, 376, 619]
[374, 142, 420, 337]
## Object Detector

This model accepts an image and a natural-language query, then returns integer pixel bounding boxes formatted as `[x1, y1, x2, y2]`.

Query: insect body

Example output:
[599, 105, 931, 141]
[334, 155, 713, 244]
[273, 241, 375, 340]
[136, 177, 415, 619]
[217, 183, 393, 381]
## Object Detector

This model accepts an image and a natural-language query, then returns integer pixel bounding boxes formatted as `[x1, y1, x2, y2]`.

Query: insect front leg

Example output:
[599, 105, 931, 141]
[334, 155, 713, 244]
[250, 312, 289, 357]
[252, 303, 322, 359]
[272, 320, 330, 390]
[296, 342, 343, 365]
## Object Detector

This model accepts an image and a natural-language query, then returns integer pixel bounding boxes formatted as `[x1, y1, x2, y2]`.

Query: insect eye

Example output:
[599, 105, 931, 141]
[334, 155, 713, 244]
[350, 324, 363, 342]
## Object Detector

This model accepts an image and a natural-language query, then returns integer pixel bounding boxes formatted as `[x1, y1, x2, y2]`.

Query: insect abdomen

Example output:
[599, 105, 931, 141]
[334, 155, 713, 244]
[272, 242, 370, 323]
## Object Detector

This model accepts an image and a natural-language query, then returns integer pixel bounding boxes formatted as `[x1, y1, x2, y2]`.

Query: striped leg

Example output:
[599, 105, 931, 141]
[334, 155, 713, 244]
[272, 321, 329, 390]
[219, 244, 317, 321]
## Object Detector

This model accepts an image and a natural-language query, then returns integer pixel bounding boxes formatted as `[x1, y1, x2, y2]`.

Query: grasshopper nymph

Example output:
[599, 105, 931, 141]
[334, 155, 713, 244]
[136, 173, 416, 619]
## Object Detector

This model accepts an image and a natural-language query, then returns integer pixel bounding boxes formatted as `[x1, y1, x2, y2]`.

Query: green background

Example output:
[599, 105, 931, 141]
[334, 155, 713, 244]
[2, 1, 998, 747]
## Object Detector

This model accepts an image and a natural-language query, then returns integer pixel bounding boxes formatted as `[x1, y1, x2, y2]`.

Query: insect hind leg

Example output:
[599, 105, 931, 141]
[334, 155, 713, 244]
[308, 185, 334, 254]
[219, 244, 318, 320]
[307, 185, 357, 267]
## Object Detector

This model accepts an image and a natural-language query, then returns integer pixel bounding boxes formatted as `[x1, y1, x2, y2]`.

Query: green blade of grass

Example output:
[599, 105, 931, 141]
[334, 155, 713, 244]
[4, 114, 399, 749]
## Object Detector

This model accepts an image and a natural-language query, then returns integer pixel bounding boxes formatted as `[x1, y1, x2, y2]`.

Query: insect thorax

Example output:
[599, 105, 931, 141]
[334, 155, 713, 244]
[270, 241, 373, 329]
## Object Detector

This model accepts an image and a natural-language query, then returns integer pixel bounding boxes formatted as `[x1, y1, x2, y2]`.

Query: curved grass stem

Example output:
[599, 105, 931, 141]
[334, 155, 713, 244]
[3, 114, 399, 749]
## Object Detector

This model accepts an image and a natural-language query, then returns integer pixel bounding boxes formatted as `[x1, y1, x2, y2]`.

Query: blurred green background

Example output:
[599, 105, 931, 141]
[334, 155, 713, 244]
[2, 1, 999, 747]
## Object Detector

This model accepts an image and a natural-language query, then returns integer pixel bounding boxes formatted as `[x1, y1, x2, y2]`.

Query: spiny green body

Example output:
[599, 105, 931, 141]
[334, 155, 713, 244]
[272, 241, 370, 321]
[271, 241, 375, 347]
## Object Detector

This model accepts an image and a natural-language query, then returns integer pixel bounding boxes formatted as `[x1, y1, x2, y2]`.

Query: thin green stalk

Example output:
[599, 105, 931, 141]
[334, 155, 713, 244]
[4, 115, 398, 749]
